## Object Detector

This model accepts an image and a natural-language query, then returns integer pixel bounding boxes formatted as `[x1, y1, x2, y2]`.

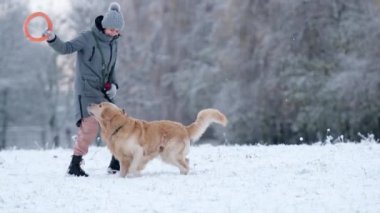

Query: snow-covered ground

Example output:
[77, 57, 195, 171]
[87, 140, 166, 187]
[1, 141, 380, 213]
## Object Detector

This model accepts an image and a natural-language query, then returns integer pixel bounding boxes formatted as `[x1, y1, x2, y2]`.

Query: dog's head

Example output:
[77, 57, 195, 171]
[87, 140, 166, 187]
[87, 102, 127, 129]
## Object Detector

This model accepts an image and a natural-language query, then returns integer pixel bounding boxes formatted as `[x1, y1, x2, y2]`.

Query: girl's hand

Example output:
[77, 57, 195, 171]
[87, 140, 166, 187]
[42, 29, 56, 41]
[106, 83, 118, 99]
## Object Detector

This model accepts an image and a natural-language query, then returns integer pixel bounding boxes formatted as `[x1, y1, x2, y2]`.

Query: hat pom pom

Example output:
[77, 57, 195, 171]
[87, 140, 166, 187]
[109, 2, 121, 12]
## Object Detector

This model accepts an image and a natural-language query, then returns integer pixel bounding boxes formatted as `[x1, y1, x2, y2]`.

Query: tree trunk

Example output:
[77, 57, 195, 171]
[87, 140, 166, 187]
[1, 89, 9, 150]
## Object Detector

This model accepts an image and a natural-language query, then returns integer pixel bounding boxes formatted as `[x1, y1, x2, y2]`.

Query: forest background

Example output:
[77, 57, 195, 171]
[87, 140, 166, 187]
[0, 0, 379, 149]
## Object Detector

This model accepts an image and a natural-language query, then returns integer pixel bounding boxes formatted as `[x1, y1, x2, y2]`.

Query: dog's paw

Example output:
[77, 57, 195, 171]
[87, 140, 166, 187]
[180, 170, 189, 175]
[127, 172, 142, 178]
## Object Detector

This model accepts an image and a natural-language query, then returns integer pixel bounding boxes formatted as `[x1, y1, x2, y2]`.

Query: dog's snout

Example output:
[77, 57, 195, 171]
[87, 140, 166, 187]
[87, 104, 96, 115]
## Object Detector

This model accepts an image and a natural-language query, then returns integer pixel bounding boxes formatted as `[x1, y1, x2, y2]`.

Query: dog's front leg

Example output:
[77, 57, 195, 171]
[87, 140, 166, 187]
[127, 148, 143, 177]
[137, 156, 150, 172]
[119, 159, 131, 178]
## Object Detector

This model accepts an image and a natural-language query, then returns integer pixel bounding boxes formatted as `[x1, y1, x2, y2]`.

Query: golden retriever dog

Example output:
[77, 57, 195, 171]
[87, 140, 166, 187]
[87, 102, 227, 177]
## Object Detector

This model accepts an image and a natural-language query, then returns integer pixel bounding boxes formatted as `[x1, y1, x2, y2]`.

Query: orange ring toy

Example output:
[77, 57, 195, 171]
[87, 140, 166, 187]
[23, 12, 53, 42]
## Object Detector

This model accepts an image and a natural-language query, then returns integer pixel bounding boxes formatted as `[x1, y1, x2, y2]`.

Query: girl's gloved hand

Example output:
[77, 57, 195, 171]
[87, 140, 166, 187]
[42, 29, 55, 41]
[106, 83, 118, 99]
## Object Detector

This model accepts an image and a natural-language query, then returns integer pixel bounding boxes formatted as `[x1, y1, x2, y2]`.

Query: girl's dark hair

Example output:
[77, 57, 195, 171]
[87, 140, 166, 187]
[95, 15, 105, 33]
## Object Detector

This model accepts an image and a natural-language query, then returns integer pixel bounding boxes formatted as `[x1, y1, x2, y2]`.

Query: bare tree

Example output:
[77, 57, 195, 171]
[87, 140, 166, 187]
[0, 89, 9, 150]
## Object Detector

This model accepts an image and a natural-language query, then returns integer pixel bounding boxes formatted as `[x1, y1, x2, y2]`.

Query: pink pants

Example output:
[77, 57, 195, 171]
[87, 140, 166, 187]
[73, 116, 99, 156]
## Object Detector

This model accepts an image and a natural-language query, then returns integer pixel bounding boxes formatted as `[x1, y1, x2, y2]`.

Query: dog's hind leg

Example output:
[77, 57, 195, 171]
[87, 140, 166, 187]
[160, 141, 190, 175]
[177, 157, 190, 175]
[177, 141, 190, 174]
[161, 153, 188, 174]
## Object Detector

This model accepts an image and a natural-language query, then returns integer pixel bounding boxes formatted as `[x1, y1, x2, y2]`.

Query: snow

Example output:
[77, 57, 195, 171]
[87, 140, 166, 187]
[1, 141, 380, 213]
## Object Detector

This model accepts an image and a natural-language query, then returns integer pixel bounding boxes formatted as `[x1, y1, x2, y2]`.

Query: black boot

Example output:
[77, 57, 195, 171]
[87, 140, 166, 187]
[107, 155, 120, 174]
[67, 155, 89, 177]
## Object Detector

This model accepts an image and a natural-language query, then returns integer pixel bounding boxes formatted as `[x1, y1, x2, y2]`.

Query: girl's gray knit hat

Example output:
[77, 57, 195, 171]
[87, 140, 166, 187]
[102, 2, 124, 30]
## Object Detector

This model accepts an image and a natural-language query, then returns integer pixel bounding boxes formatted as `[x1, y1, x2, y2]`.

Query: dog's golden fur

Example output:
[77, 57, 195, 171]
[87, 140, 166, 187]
[87, 102, 227, 177]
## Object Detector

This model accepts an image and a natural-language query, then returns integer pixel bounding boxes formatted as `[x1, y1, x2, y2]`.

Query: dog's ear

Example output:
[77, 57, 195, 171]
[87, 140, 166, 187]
[100, 108, 112, 120]
[110, 112, 125, 129]
[98, 107, 111, 129]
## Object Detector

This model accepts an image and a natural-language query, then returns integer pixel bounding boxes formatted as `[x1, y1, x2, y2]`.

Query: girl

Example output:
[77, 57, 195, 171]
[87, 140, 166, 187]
[44, 2, 124, 176]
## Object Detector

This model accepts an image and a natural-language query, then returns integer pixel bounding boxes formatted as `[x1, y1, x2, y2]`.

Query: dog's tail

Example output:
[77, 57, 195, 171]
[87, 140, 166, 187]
[186, 109, 228, 143]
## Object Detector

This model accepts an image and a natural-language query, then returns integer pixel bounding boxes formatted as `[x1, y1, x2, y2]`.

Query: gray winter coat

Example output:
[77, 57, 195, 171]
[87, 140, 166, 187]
[48, 16, 119, 126]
